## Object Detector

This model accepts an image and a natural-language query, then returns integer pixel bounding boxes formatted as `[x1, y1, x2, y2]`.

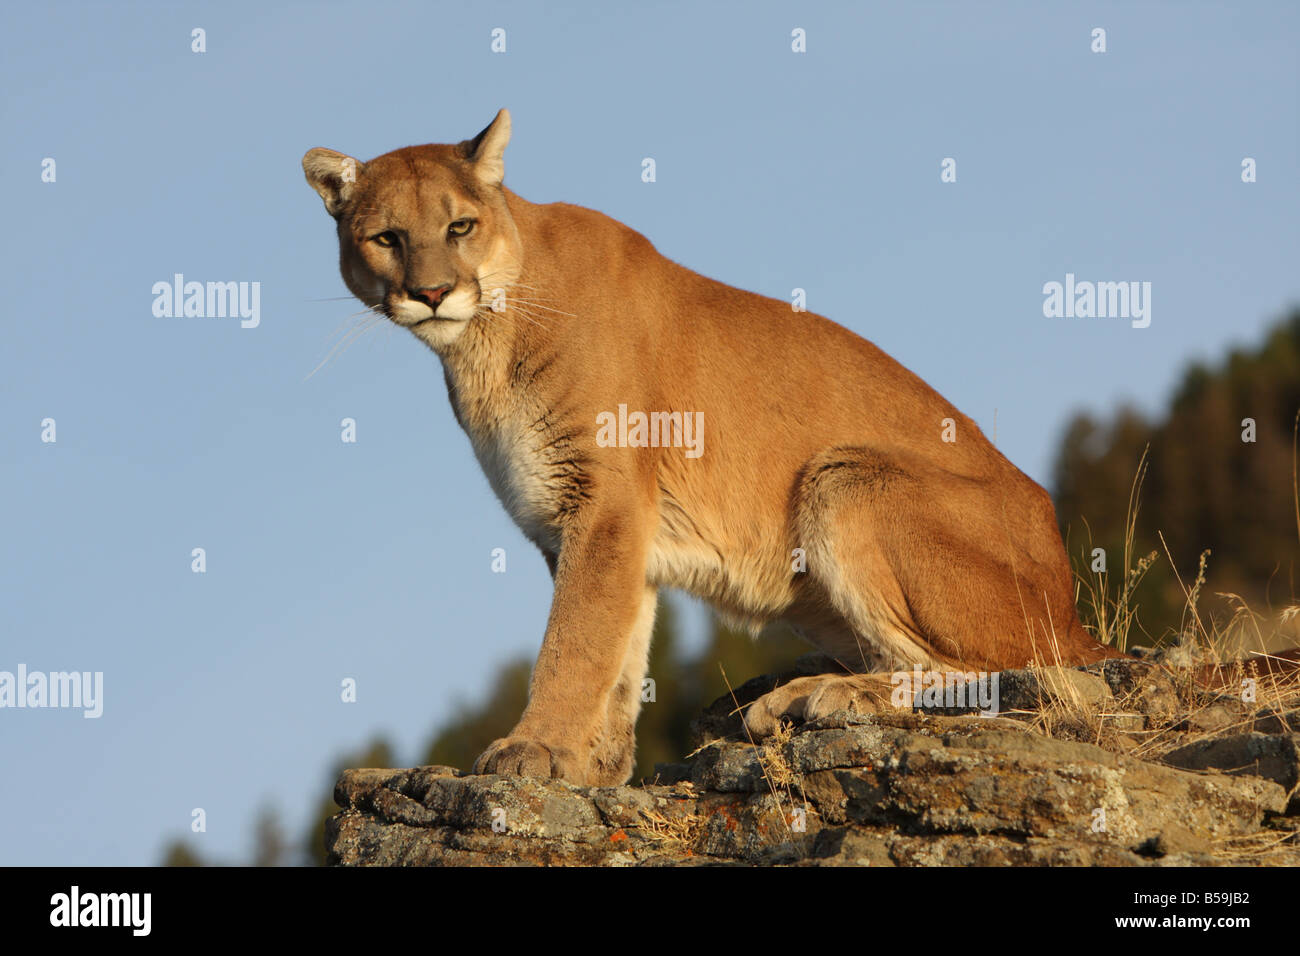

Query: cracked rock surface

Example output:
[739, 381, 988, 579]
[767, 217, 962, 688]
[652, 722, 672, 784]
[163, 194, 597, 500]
[327, 664, 1300, 866]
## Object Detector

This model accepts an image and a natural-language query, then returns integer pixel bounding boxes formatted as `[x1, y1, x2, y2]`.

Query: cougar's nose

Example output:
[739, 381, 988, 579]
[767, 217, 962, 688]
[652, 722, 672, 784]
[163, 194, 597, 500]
[408, 284, 452, 309]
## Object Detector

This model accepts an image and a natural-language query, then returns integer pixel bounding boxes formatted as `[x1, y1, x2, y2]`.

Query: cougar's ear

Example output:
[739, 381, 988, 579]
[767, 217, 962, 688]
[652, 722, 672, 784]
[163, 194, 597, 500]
[302, 148, 363, 218]
[458, 108, 511, 187]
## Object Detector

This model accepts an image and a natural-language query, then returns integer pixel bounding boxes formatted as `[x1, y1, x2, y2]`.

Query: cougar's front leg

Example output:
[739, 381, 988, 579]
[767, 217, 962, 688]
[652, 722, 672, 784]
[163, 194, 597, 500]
[473, 505, 653, 785]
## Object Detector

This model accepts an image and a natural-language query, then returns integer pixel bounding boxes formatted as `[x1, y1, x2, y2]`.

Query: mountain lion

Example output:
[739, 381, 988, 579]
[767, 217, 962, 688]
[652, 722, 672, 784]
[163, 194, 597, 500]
[303, 109, 1119, 786]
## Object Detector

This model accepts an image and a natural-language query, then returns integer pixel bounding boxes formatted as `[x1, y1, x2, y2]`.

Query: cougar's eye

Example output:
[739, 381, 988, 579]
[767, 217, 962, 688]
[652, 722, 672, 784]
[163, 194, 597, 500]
[448, 219, 474, 237]
[371, 231, 399, 248]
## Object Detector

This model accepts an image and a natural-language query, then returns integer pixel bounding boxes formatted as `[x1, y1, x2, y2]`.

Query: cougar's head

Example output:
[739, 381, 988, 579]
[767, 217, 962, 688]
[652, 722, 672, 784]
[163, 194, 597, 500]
[303, 109, 523, 350]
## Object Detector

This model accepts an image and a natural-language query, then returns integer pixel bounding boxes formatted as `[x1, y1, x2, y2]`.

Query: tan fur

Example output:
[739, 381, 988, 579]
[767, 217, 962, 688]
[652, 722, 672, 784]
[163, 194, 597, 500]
[303, 110, 1121, 786]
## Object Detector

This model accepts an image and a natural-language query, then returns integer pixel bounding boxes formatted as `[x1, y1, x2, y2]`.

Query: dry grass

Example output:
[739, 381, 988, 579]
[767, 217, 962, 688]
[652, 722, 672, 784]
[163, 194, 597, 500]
[1211, 827, 1300, 863]
[1021, 662, 1120, 747]
[1022, 432, 1300, 791]
[1026, 576, 1300, 762]
[717, 665, 815, 837]
[637, 806, 702, 848]
[756, 719, 798, 788]
[753, 718, 818, 838]
[1072, 447, 1160, 655]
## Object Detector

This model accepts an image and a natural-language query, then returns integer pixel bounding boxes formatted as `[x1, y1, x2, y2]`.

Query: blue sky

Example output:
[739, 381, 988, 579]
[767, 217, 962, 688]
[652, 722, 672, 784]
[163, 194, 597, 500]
[1, 0, 1296, 865]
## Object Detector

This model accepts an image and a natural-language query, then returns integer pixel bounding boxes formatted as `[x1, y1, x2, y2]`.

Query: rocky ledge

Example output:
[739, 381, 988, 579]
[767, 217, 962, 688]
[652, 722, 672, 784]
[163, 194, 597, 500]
[326, 657, 1300, 866]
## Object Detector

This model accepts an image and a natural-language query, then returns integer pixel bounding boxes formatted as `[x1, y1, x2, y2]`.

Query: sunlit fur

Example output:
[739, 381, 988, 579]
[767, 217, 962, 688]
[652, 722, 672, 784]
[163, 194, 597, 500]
[304, 110, 1121, 786]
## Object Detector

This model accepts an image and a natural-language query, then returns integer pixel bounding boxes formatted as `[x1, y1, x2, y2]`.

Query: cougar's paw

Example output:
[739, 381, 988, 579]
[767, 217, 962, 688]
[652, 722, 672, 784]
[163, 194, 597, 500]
[472, 737, 581, 782]
[804, 674, 893, 721]
[744, 674, 891, 739]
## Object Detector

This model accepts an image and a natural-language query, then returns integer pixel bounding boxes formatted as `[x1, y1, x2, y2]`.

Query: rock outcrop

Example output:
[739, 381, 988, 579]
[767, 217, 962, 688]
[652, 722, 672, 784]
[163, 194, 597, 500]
[326, 657, 1300, 866]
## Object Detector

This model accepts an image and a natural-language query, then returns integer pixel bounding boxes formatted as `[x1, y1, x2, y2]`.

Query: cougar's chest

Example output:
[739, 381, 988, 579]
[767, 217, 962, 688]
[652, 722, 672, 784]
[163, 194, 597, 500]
[471, 420, 559, 540]
[441, 352, 574, 553]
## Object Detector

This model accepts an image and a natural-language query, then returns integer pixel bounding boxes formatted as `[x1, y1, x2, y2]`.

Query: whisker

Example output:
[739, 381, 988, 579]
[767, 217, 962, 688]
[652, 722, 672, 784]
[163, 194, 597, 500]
[325, 307, 385, 339]
[305, 307, 386, 380]
[501, 299, 577, 318]
[499, 307, 547, 331]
